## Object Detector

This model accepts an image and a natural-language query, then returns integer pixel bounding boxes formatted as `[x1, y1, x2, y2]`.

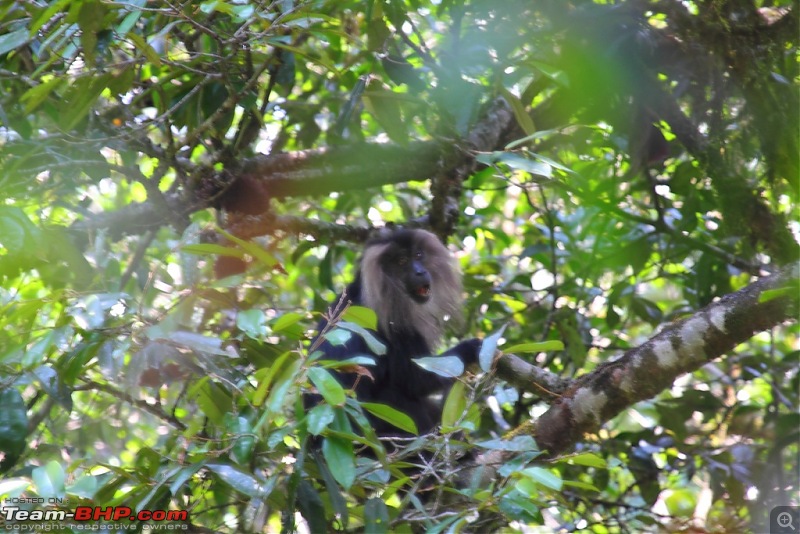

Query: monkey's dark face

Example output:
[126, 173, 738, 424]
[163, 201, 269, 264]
[380, 242, 432, 304]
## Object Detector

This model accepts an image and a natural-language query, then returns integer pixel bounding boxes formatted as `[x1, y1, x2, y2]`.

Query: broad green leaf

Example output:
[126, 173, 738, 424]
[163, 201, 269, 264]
[306, 404, 336, 435]
[266, 359, 302, 414]
[0, 29, 27, 56]
[20, 77, 64, 113]
[364, 90, 409, 145]
[218, 230, 279, 268]
[519, 466, 562, 491]
[342, 306, 378, 330]
[338, 322, 386, 355]
[441, 379, 467, 429]
[322, 436, 355, 489]
[226, 415, 256, 465]
[361, 402, 417, 435]
[364, 497, 390, 534]
[272, 311, 306, 332]
[32, 461, 66, 499]
[323, 328, 353, 346]
[297, 480, 327, 534]
[236, 309, 266, 339]
[190, 380, 232, 425]
[530, 60, 569, 86]
[67, 475, 99, 499]
[413, 355, 464, 377]
[206, 463, 262, 497]
[63, 74, 113, 129]
[308, 367, 346, 406]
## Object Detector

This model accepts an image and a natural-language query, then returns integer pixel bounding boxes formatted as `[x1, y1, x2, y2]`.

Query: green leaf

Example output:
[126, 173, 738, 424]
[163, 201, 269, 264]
[561, 452, 607, 468]
[479, 325, 506, 371]
[272, 311, 305, 333]
[519, 466, 562, 491]
[0, 29, 27, 56]
[503, 340, 564, 353]
[32, 461, 66, 499]
[226, 415, 256, 465]
[322, 355, 376, 368]
[152, 330, 229, 356]
[0, 206, 40, 254]
[0, 388, 27, 473]
[218, 230, 279, 269]
[529, 60, 569, 86]
[128, 32, 162, 68]
[206, 463, 262, 497]
[562, 480, 601, 492]
[505, 127, 561, 150]
[297, 480, 327, 534]
[760, 286, 796, 303]
[364, 497, 390, 534]
[342, 306, 378, 330]
[63, 74, 113, 129]
[266, 38, 339, 75]
[308, 367, 346, 407]
[236, 309, 266, 339]
[412, 355, 464, 377]
[306, 404, 336, 435]
[441, 380, 467, 429]
[475, 436, 539, 452]
[67, 474, 99, 499]
[475, 152, 552, 178]
[253, 351, 291, 407]
[266, 359, 302, 414]
[323, 328, 353, 346]
[338, 322, 386, 355]
[191, 380, 232, 425]
[361, 402, 417, 435]
[20, 77, 64, 113]
[364, 89, 409, 145]
[78, 0, 108, 65]
[181, 243, 245, 258]
[116, 1, 145, 37]
[499, 87, 536, 135]
[322, 436, 355, 489]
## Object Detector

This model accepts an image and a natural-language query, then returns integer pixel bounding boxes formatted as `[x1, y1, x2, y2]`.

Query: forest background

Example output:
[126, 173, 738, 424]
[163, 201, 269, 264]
[0, 0, 797, 532]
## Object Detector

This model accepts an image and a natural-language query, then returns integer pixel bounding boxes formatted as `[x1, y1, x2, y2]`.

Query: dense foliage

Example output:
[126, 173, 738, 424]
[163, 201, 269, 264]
[0, 0, 797, 532]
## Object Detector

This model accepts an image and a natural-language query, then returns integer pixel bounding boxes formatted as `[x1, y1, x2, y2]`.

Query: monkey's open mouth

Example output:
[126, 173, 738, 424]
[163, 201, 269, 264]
[417, 285, 431, 297]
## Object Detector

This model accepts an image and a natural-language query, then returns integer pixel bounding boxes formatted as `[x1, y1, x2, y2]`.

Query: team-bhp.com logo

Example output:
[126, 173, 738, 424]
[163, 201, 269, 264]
[1, 499, 189, 530]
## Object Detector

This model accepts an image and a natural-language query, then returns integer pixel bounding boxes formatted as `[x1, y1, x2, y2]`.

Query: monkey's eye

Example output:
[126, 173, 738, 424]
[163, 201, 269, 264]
[397, 256, 409, 266]
[414, 251, 424, 260]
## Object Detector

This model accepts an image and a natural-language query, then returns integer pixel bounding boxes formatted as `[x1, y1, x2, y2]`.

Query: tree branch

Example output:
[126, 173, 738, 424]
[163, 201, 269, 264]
[465, 266, 798, 486]
[529, 265, 798, 456]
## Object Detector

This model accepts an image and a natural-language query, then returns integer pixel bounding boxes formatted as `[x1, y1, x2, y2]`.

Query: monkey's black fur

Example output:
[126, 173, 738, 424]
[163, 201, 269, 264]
[310, 229, 481, 436]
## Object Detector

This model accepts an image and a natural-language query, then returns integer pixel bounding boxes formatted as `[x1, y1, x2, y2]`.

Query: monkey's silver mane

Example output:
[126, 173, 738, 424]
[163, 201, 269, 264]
[360, 229, 463, 351]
